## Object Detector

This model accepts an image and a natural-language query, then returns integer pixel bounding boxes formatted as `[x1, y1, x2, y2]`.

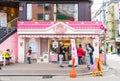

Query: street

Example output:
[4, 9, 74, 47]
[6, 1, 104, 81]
[0, 67, 120, 81]
[0, 72, 119, 81]
[0, 54, 120, 81]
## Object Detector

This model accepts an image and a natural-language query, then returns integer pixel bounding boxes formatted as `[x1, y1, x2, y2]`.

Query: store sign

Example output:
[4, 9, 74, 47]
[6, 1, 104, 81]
[116, 37, 120, 42]
[19, 6, 23, 11]
[53, 23, 67, 34]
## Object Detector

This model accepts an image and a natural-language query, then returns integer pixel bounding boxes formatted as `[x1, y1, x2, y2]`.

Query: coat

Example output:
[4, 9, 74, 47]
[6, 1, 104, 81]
[77, 47, 84, 57]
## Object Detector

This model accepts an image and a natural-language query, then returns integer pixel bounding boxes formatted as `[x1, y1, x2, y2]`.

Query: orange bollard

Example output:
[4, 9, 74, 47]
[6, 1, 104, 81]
[70, 58, 77, 78]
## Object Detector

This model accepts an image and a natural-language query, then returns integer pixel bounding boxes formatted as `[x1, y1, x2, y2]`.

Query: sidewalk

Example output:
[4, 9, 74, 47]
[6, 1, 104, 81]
[0, 62, 108, 76]
[107, 53, 120, 70]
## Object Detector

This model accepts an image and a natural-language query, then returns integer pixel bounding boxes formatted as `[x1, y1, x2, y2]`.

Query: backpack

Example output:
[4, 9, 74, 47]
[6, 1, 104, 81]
[91, 46, 94, 52]
[3, 52, 10, 58]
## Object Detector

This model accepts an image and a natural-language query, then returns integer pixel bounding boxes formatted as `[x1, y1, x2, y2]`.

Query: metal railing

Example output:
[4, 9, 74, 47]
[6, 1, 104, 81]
[7, 17, 19, 28]
[0, 17, 18, 43]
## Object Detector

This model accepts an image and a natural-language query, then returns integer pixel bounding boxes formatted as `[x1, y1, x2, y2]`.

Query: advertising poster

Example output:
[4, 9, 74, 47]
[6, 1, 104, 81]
[0, 12, 7, 27]
[29, 39, 38, 52]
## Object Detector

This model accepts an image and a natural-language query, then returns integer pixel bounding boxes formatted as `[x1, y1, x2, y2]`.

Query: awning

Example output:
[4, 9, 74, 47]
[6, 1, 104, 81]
[19, 34, 97, 38]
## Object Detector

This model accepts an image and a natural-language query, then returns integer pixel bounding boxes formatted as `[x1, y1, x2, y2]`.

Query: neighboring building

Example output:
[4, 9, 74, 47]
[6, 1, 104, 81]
[92, 0, 120, 53]
[19, 0, 93, 21]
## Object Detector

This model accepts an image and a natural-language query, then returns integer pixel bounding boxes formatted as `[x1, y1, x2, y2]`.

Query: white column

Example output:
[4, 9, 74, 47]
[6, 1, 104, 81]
[18, 37, 25, 63]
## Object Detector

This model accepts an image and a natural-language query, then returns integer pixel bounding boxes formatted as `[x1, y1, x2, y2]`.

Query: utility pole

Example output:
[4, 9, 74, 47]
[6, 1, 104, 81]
[104, 29, 107, 65]
[103, 0, 107, 65]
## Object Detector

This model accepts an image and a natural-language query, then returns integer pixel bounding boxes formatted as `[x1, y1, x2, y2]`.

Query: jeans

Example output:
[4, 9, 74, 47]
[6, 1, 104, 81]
[90, 54, 94, 65]
[78, 57, 83, 64]
[27, 57, 31, 64]
[59, 54, 63, 66]
[85, 56, 90, 68]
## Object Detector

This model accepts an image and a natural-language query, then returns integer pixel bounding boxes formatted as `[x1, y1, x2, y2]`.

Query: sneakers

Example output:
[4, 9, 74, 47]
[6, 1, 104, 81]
[60, 65, 64, 68]
[87, 67, 90, 70]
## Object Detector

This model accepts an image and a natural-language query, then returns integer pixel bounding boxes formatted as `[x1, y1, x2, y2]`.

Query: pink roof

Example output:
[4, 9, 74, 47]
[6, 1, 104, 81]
[17, 21, 104, 30]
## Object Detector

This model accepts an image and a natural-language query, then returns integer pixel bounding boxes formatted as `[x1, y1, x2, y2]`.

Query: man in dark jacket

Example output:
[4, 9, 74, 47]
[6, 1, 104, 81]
[59, 43, 66, 67]
[88, 43, 94, 65]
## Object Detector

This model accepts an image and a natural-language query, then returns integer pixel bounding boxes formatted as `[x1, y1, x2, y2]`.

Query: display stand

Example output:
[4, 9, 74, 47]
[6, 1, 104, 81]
[37, 52, 49, 63]
[49, 52, 58, 63]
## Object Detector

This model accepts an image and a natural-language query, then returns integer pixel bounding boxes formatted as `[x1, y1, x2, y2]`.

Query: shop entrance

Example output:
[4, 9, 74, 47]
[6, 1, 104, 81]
[49, 37, 93, 62]
[49, 38, 71, 61]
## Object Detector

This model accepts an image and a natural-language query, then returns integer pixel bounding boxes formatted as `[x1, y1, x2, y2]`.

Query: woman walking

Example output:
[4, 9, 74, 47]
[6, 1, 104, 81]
[26, 47, 32, 64]
[84, 43, 92, 70]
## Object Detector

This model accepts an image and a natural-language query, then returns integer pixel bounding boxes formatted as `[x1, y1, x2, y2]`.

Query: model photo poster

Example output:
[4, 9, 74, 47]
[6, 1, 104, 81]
[29, 39, 38, 52]
[0, 12, 7, 27]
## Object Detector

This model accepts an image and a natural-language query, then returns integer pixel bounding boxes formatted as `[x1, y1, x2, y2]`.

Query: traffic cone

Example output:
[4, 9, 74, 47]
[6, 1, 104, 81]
[70, 58, 77, 78]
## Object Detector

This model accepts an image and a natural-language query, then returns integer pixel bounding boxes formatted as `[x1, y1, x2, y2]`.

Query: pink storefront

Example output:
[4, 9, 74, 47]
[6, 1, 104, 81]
[17, 21, 104, 63]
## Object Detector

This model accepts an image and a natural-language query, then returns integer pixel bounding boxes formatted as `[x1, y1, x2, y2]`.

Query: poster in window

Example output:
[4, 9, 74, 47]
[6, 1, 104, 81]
[29, 39, 38, 52]
[0, 12, 7, 27]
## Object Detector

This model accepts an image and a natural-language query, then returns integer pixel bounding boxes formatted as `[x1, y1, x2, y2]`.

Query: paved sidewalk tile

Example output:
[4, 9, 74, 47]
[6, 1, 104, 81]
[0, 62, 108, 76]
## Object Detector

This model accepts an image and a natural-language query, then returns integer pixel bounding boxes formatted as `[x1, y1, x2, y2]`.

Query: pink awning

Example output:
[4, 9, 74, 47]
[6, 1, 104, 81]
[19, 34, 97, 38]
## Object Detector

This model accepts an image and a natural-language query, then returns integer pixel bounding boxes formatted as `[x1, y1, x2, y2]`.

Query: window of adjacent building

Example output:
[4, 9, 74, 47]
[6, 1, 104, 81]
[38, 4, 44, 7]
[44, 14, 50, 20]
[37, 14, 44, 20]
[27, 3, 78, 21]
[37, 14, 50, 21]
[44, 4, 50, 11]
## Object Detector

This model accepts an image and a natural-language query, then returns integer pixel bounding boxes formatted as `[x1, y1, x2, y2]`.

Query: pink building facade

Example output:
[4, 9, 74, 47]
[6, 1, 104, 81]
[17, 21, 104, 63]
[0, 33, 18, 62]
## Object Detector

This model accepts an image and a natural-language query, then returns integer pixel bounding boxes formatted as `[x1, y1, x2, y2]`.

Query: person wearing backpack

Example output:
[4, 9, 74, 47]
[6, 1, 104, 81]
[84, 43, 92, 70]
[88, 43, 94, 65]
[2, 49, 12, 64]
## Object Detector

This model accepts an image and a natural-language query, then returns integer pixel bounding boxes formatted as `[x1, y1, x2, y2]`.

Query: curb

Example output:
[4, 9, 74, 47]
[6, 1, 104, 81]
[0, 68, 109, 76]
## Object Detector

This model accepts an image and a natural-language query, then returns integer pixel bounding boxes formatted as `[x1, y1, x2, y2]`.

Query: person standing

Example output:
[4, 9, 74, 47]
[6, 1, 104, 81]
[117, 46, 120, 55]
[84, 43, 92, 70]
[88, 43, 94, 65]
[62, 44, 67, 61]
[77, 44, 84, 64]
[26, 47, 32, 64]
[58, 42, 66, 67]
[2, 49, 12, 64]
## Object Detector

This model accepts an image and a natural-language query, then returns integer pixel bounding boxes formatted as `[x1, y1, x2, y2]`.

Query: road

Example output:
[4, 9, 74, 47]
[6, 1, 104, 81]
[0, 54, 120, 81]
[0, 74, 119, 81]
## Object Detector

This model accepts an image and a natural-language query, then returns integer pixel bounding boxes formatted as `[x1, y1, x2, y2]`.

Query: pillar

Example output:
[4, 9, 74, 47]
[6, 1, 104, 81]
[18, 37, 25, 63]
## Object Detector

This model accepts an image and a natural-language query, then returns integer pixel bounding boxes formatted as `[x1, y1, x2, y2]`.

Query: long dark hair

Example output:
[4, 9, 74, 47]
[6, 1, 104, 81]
[28, 47, 32, 54]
